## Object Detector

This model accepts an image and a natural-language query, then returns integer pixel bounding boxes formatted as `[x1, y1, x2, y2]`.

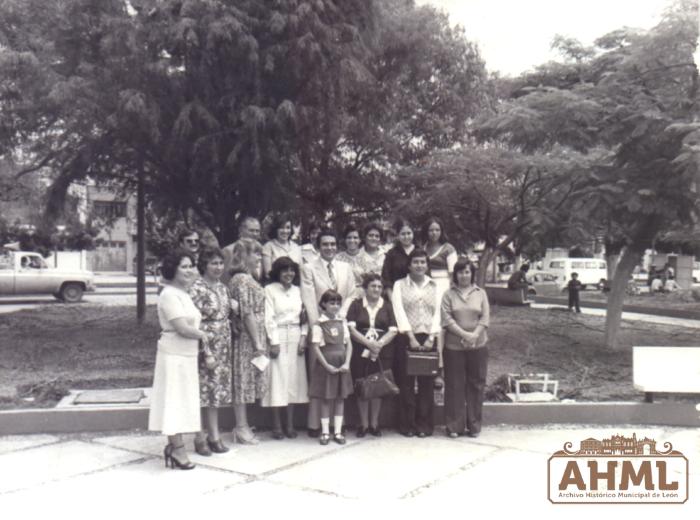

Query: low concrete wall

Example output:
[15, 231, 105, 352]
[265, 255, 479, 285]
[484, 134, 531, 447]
[2, 400, 698, 436]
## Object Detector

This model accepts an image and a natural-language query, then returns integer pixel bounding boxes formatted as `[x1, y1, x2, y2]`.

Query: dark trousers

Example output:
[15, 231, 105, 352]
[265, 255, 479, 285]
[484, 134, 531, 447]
[568, 291, 581, 312]
[394, 333, 436, 435]
[443, 346, 488, 435]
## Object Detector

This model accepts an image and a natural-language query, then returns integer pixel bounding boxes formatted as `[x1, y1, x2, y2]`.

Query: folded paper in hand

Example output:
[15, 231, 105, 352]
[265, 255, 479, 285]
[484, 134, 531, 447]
[251, 354, 270, 372]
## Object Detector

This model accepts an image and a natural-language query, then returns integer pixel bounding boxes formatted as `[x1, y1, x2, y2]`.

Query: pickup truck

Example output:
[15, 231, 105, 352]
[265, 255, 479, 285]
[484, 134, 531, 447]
[0, 251, 96, 302]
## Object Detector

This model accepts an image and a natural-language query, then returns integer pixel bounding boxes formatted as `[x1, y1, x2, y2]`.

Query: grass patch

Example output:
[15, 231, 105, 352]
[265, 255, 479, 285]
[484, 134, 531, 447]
[1, 302, 698, 409]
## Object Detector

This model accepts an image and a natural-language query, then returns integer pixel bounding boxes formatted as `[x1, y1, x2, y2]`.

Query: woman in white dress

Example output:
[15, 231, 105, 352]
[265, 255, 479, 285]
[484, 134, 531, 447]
[148, 249, 207, 470]
[262, 214, 302, 279]
[263, 256, 309, 439]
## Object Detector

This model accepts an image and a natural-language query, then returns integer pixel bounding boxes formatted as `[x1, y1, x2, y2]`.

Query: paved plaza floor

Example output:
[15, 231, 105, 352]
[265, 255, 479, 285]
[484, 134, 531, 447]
[0, 424, 698, 517]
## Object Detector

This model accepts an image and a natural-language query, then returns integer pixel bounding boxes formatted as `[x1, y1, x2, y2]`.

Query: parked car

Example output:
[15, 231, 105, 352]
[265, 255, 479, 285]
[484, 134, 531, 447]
[0, 251, 96, 302]
[542, 257, 607, 290]
[526, 270, 566, 296]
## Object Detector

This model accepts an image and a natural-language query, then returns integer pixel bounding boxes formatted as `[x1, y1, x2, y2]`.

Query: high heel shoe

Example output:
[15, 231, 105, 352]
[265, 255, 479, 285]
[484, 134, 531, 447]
[164, 444, 195, 470]
[233, 426, 259, 445]
[207, 437, 229, 453]
[194, 438, 212, 456]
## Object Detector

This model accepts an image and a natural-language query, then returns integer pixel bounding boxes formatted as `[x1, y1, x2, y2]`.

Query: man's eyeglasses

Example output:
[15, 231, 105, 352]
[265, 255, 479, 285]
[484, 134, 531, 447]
[184, 239, 200, 245]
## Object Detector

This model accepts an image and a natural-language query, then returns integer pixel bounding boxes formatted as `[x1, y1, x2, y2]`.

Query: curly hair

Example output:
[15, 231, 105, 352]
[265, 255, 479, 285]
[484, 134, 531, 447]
[160, 248, 196, 280]
[197, 247, 224, 275]
[361, 272, 383, 289]
[362, 222, 384, 242]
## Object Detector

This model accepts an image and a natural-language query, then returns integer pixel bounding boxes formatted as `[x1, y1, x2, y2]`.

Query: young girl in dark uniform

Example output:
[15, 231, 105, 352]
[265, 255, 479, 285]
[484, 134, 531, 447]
[309, 290, 354, 445]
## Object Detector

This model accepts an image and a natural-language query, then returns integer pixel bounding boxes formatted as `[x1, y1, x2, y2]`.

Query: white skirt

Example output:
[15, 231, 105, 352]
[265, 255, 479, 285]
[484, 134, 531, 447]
[262, 325, 309, 407]
[432, 269, 451, 300]
[148, 342, 201, 435]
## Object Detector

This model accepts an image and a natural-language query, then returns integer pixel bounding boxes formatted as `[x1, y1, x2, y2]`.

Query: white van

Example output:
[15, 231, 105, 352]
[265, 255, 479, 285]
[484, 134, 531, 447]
[544, 258, 607, 290]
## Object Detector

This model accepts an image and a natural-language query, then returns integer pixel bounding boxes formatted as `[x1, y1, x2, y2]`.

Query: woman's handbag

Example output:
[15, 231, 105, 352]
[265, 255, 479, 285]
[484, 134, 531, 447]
[354, 358, 399, 400]
[405, 349, 440, 376]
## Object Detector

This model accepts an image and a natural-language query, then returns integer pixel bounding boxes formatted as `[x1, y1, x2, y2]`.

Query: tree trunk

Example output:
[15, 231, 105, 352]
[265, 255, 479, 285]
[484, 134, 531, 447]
[604, 245, 644, 349]
[476, 246, 497, 287]
[136, 169, 146, 324]
[605, 253, 619, 283]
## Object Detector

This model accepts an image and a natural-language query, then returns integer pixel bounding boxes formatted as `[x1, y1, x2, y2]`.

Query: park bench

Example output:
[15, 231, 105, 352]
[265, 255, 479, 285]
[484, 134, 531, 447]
[633, 345, 700, 403]
[484, 286, 531, 306]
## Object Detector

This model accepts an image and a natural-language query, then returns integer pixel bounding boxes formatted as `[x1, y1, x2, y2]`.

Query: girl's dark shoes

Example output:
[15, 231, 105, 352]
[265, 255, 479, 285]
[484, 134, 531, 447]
[319, 433, 331, 445]
[164, 444, 195, 470]
[333, 433, 346, 445]
[207, 438, 229, 453]
[194, 438, 212, 456]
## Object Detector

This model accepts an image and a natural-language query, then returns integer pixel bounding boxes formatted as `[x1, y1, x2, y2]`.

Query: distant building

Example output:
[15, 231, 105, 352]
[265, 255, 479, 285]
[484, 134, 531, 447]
[85, 185, 137, 272]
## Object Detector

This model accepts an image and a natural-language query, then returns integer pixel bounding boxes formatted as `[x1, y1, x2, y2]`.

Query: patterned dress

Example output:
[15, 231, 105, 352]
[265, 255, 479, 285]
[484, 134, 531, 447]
[189, 278, 233, 408]
[336, 250, 365, 286]
[337, 247, 386, 287]
[229, 272, 269, 404]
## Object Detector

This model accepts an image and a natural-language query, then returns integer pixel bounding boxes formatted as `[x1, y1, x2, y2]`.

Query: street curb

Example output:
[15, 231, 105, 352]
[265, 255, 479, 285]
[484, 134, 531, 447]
[1, 402, 698, 435]
[535, 296, 700, 321]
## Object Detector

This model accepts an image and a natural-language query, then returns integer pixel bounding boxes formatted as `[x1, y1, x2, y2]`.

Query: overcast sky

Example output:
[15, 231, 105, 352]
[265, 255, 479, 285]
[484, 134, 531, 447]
[416, 0, 669, 75]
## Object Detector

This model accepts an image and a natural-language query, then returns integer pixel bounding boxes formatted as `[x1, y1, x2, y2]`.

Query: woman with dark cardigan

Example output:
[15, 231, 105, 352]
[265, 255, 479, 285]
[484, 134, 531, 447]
[347, 273, 398, 437]
[381, 218, 416, 300]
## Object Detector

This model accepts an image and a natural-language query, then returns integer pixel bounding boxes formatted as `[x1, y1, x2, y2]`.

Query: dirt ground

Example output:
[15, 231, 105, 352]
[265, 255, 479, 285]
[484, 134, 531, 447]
[1, 302, 698, 409]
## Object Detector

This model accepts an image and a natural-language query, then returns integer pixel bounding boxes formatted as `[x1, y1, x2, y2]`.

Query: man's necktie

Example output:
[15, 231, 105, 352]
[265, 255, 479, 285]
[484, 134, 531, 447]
[327, 261, 337, 289]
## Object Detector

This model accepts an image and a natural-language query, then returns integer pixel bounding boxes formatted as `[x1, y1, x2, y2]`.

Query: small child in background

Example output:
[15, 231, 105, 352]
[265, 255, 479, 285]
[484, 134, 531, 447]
[567, 272, 582, 313]
[309, 290, 354, 445]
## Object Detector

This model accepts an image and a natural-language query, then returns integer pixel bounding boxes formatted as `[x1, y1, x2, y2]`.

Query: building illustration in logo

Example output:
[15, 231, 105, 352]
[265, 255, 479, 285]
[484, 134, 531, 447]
[548, 434, 688, 504]
[572, 434, 660, 456]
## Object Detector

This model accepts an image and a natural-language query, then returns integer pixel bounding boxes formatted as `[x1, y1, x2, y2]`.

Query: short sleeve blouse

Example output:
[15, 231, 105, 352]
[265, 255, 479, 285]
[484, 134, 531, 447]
[158, 285, 201, 331]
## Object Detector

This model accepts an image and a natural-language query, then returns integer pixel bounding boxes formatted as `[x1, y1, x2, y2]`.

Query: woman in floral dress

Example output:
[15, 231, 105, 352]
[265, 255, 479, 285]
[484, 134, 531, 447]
[189, 248, 233, 456]
[228, 238, 268, 444]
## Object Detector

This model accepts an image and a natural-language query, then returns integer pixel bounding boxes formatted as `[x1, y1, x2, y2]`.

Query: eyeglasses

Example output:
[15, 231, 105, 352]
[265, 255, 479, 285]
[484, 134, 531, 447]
[184, 239, 199, 245]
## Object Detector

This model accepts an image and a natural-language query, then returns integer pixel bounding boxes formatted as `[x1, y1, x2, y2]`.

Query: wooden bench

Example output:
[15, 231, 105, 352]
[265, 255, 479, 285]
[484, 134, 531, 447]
[633, 346, 700, 402]
[485, 285, 531, 306]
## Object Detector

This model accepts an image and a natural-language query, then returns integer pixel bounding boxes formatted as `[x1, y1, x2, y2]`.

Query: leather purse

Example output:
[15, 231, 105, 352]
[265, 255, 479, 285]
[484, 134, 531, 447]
[354, 358, 399, 400]
[405, 349, 440, 376]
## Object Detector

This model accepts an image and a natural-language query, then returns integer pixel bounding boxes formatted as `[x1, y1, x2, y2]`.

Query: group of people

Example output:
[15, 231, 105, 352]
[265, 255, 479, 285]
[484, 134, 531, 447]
[648, 263, 680, 293]
[149, 216, 491, 470]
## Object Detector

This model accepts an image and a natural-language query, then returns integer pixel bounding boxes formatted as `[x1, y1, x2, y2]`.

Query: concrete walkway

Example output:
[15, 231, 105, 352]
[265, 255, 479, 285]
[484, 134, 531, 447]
[0, 425, 698, 515]
[531, 302, 700, 329]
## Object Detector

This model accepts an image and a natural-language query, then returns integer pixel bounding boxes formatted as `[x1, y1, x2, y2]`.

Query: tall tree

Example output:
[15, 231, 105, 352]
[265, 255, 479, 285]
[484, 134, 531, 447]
[474, 0, 700, 347]
[396, 145, 590, 285]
